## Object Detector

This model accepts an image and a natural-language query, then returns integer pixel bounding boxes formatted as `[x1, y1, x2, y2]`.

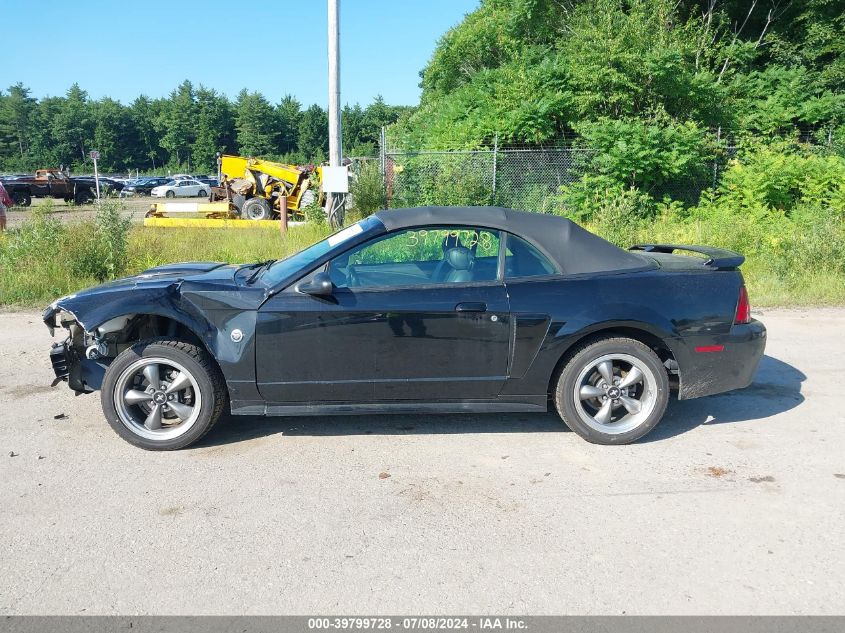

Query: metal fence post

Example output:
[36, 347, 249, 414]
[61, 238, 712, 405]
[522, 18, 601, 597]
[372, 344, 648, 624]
[713, 126, 722, 191]
[491, 133, 498, 203]
[380, 126, 386, 183]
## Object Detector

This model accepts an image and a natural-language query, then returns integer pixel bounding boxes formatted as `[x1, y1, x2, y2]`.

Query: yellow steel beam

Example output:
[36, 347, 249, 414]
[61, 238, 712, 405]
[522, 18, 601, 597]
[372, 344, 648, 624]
[148, 201, 233, 215]
[221, 155, 303, 184]
[143, 217, 282, 229]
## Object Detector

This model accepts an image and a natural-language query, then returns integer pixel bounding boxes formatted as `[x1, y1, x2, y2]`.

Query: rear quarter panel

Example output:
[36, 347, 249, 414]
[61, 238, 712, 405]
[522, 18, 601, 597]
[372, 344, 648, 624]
[501, 268, 742, 397]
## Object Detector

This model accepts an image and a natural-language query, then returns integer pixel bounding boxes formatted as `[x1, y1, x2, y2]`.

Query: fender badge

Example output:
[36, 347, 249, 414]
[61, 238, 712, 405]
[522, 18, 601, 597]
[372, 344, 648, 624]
[230, 329, 244, 343]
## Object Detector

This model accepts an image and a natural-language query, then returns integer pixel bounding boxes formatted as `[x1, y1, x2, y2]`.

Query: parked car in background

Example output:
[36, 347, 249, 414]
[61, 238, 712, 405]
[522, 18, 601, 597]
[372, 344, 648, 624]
[120, 177, 171, 197]
[74, 176, 125, 197]
[197, 177, 219, 188]
[0, 169, 95, 206]
[151, 179, 209, 198]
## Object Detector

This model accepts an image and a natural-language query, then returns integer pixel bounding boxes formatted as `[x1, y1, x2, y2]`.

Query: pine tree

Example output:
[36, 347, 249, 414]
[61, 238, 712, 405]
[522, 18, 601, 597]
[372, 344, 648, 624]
[234, 89, 277, 157]
[276, 94, 302, 155]
[157, 80, 196, 168]
[91, 98, 135, 171]
[298, 104, 328, 161]
[130, 95, 164, 170]
[51, 84, 92, 166]
[193, 87, 235, 170]
[0, 83, 36, 160]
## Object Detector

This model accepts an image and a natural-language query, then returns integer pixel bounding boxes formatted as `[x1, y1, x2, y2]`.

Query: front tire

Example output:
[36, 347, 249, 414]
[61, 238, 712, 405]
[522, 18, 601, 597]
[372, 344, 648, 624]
[165, 190, 175, 198]
[241, 197, 273, 220]
[101, 339, 227, 450]
[197, 189, 207, 198]
[553, 337, 669, 445]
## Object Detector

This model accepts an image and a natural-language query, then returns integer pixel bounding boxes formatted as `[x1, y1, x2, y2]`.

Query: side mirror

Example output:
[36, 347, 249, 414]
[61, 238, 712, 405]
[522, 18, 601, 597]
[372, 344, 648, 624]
[296, 271, 334, 296]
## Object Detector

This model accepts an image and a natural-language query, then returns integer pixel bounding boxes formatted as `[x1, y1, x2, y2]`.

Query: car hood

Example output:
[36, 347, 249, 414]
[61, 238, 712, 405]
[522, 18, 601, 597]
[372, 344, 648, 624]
[43, 261, 266, 333]
[72, 262, 231, 294]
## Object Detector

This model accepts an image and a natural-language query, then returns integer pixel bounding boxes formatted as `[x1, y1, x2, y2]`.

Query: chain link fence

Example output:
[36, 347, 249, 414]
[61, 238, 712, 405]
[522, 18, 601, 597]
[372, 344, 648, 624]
[373, 126, 845, 211]
[378, 136, 739, 210]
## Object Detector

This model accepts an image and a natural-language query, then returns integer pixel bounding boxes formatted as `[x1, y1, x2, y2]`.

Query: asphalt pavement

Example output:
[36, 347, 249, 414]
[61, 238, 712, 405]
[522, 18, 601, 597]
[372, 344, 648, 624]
[0, 308, 842, 614]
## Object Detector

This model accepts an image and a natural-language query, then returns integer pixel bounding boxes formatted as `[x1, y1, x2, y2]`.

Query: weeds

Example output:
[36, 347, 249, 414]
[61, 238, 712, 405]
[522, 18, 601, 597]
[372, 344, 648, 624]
[1, 156, 844, 308]
[348, 161, 387, 220]
[302, 200, 327, 226]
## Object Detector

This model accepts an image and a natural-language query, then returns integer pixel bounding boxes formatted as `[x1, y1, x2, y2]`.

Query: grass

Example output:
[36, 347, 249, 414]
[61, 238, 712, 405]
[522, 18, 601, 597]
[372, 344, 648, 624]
[0, 208, 842, 308]
[127, 224, 331, 272]
[581, 210, 845, 308]
[0, 220, 331, 307]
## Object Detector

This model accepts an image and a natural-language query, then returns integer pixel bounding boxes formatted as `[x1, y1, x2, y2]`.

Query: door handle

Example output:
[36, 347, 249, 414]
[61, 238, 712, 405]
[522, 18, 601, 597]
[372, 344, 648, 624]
[455, 302, 487, 312]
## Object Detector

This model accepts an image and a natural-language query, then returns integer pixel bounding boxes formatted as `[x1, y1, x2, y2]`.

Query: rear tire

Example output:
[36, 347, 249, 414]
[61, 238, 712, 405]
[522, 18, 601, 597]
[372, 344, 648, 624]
[553, 336, 669, 445]
[100, 339, 227, 451]
[74, 189, 94, 205]
[242, 197, 273, 220]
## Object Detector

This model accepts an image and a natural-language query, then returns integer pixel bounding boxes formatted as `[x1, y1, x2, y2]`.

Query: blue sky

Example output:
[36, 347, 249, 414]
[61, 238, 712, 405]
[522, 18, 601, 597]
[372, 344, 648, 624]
[0, 0, 479, 106]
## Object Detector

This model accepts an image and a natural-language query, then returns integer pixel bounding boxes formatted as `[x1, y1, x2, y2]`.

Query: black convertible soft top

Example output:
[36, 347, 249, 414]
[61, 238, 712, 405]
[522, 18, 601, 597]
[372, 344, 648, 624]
[374, 206, 651, 275]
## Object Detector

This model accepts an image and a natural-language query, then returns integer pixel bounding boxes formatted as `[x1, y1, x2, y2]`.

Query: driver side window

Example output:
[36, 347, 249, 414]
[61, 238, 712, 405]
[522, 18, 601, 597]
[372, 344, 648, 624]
[329, 226, 501, 289]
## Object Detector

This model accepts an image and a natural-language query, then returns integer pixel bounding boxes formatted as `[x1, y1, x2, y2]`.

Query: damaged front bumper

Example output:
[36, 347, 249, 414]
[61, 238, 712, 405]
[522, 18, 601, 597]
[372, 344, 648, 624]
[47, 338, 106, 394]
[44, 304, 107, 394]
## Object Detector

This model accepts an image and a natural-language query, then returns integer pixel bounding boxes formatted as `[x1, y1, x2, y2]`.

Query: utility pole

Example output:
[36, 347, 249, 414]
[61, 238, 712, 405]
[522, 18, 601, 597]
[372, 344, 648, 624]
[326, 0, 344, 226]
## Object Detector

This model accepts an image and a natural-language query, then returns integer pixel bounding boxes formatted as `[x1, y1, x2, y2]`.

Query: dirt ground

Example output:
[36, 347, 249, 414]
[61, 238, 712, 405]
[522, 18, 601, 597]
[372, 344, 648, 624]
[5, 196, 164, 227]
[0, 308, 843, 614]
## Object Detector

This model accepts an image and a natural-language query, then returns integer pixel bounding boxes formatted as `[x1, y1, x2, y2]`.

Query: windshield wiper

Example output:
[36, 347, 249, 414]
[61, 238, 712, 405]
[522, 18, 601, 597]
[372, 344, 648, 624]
[245, 259, 276, 284]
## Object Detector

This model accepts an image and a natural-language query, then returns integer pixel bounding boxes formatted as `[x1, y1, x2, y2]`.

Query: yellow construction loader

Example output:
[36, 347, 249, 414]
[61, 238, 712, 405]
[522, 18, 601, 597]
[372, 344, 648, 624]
[146, 155, 324, 224]
[217, 155, 324, 220]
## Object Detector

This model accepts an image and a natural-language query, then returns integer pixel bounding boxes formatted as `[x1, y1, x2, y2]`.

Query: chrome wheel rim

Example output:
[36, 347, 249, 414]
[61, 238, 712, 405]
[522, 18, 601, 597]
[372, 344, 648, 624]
[113, 357, 202, 441]
[573, 353, 657, 435]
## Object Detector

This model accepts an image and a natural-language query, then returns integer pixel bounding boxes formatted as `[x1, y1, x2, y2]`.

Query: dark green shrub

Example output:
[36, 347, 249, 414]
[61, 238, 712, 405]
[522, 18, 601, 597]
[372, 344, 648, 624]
[349, 161, 387, 219]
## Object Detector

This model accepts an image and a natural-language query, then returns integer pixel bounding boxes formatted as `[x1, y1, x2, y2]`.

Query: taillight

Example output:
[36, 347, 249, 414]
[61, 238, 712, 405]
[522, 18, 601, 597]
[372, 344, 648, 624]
[735, 285, 751, 324]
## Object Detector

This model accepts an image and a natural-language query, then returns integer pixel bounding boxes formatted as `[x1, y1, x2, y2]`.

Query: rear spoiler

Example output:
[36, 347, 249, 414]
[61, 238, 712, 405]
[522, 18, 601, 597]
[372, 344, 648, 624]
[629, 244, 745, 270]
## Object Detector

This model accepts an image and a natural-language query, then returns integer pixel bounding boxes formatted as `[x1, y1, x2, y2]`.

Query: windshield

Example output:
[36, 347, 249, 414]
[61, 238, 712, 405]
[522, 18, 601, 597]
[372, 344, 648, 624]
[258, 217, 382, 287]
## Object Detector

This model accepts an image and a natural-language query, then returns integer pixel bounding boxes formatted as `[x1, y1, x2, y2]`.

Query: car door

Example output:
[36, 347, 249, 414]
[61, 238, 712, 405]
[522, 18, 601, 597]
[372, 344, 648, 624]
[255, 226, 511, 404]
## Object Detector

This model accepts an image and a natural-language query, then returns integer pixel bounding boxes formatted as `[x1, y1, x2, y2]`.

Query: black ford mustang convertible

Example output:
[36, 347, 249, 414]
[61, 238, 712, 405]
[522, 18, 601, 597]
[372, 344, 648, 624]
[44, 207, 766, 450]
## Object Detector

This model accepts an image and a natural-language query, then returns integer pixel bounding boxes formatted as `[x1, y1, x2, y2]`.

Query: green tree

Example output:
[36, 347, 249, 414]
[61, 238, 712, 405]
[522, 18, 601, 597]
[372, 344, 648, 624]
[0, 83, 37, 160]
[51, 83, 93, 166]
[729, 66, 845, 135]
[342, 103, 366, 153]
[28, 96, 65, 169]
[91, 98, 136, 171]
[193, 87, 234, 170]
[396, 0, 845, 147]
[130, 95, 164, 170]
[297, 104, 328, 161]
[276, 94, 302, 154]
[575, 117, 712, 191]
[234, 89, 276, 157]
[157, 80, 196, 167]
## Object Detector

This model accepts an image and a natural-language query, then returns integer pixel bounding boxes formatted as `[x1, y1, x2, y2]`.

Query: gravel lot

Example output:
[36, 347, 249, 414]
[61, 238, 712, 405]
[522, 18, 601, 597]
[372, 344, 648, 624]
[5, 197, 159, 228]
[0, 308, 843, 615]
